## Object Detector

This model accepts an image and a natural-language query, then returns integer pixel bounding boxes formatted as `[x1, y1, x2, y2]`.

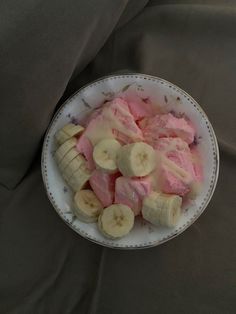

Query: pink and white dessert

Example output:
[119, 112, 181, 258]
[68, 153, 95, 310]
[55, 96, 203, 237]
[75, 97, 202, 210]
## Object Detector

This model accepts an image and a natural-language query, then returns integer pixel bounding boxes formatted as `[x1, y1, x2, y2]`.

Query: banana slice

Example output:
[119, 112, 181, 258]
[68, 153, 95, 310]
[67, 163, 91, 191]
[58, 147, 79, 171]
[54, 137, 77, 163]
[55, 123, 84, 145]
[73, 190, 103, 223]
[142, 192, 182, 227]
[98, 204, 134, 239]
[93, 139, 121, 173]
[63, 154, 86, 180]
[117, 142, 156, 177]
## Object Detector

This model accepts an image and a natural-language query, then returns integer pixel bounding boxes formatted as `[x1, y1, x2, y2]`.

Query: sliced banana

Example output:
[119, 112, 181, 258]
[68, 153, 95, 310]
[93, 139, 121, 173]
[54, 137, 77, 163]
[67, 163, 91, 192]
[54, 129, 69, 145]
[142, 192, 182, 227]
[117, 142, 156, 177]
[63, 154, 86, 180]
[73, 190, 103, 223]
[98, 204, 134, 239]
[58, 147, 79, 171]
[55, 123, 84, 145]
[63, 123, 84, 136]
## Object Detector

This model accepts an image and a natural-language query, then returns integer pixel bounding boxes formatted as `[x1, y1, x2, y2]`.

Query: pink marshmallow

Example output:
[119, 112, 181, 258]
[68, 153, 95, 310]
[153, 137, 190, 152]
[112, 129, 136, 145]
[108, 97, 130, 111]
[115, 176, 152, 216]
[157, 139, 203, 183]
[127, 100, 154, 121]
[153, 137, 195, 196]
[140, 113, 195, 145]
[76, 134, 95, 170]
[160, 166, 190, 196]
[107, 98, 143, 142]
[81, 98, 143, 145]
[154, 137, 196, 181]
[166, 151, 195, 179]
[89, 170, 120, 207]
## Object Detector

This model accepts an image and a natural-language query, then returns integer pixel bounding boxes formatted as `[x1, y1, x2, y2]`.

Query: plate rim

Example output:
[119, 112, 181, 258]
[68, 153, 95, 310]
[41, 73, 220, 250]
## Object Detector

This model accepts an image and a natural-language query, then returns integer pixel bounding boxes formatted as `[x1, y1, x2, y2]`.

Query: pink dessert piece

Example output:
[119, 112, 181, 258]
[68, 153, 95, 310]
[156, 136, 194, 175]
[111, 129, 133, 144]
[84, 107, 103, 127]
[107, 98, 143, 143]
[115, 176, 152, 216]
[108, 97, 130, 111]
[76, 134, 95, 170]
[153, 137, 196, 196]
[89, 170, 120, 207]
[81, 98, 143, 145]
[140, 113, 195, 145]
[121, 91, 159, 119]
[191, 147, 203, 182]
[127, 100, 154, 121]
[166, 151, 196, 179]
[160, 166, 190, 196]
[155, 137, 203, 183]
[153, 137, 190, 152]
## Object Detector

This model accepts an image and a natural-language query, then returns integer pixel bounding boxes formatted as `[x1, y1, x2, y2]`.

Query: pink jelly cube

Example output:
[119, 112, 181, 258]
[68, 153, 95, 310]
[115, 176, 152, 216]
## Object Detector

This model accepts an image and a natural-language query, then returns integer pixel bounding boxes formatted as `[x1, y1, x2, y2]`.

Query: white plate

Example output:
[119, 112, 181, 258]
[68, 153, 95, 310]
[41, 73, 219, 249]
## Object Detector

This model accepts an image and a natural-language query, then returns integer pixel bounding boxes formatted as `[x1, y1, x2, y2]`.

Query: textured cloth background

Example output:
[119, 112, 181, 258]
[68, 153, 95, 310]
[0, 1, 235, 313]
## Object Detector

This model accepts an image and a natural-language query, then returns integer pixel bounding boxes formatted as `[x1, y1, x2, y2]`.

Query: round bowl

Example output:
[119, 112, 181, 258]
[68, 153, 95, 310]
[41, 73, 219, 249]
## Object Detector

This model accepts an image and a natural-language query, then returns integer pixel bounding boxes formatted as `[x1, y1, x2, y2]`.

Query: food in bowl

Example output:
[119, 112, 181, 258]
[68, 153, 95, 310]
[54, 97, 203, 239]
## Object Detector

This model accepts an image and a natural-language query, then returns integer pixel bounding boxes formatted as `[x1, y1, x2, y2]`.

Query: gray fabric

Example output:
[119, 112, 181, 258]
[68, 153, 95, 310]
[0, 0, 236, 313]
[0, 0, 129, 189]
[0, 160, 102, 313]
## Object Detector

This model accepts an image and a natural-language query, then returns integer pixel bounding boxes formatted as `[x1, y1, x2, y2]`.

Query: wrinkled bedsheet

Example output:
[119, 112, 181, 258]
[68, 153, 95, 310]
[0, 1, 235, 313]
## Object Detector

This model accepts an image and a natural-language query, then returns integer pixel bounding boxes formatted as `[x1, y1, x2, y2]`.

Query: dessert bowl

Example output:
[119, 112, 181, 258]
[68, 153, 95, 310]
[41, 73, 219, 249]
